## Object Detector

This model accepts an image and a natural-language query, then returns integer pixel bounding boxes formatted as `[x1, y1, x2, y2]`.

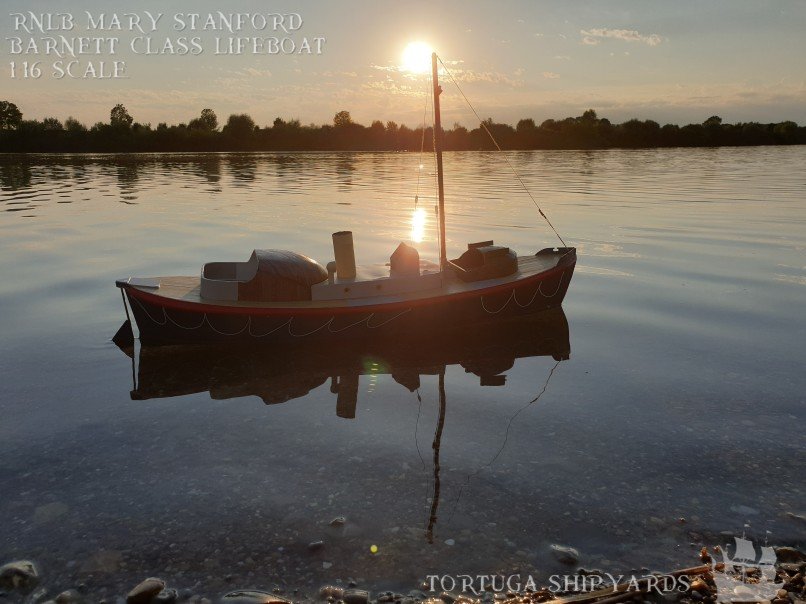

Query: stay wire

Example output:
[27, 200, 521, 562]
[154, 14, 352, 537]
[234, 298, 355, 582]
[437, 56, 567, 247]
[414, 76, 429, 209]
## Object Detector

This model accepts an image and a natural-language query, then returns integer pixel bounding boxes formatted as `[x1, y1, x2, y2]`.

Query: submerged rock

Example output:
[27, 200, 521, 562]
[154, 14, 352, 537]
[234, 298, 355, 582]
[33, 502, 70, 524]
[0, 559, 40, 592]
[329, 517, 346, 527]
[550, 544, 580, 565]
[220, 589, 292, 604]
[126, 578, 166, 604]
[80, 550, 123, 574]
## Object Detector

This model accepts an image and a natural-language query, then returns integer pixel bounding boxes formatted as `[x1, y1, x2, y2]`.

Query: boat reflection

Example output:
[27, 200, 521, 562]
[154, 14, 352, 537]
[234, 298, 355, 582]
[122, 307, 570, 411]
[116, 308, 570, 540]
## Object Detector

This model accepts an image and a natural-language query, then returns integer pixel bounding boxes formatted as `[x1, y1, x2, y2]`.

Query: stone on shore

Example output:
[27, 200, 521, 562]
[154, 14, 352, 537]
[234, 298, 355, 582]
[0, 559, 40, 592]
[319, 585, 344, 600]
[126, 578, 166, 604]
[55, 589, 82, 603]
[775, 547, 806, 563]
[342, 588, 369, 604]
[550, 544, 580, 565]
[220, 590, 293, 603]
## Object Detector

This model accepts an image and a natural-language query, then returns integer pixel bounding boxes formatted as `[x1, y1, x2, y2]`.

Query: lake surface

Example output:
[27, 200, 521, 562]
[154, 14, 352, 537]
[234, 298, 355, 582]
[0, 148, 804, 600]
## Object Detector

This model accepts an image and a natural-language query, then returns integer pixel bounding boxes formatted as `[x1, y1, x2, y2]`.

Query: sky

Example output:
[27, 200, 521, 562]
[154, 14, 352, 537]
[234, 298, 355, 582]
[2, 0, 805, 128]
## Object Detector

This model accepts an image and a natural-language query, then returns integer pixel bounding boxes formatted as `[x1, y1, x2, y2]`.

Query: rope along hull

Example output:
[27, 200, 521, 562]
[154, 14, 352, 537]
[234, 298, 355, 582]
[125, 256, 575, 346]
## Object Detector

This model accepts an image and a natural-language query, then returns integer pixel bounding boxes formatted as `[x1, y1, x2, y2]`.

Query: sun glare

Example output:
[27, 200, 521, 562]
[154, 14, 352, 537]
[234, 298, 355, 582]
[411, 208, 427, 243]
[401, 41, 433, 74]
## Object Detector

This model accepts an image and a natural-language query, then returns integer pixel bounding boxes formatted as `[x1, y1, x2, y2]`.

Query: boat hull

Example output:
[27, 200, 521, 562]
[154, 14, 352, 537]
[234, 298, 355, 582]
[122, 249, 575, 346]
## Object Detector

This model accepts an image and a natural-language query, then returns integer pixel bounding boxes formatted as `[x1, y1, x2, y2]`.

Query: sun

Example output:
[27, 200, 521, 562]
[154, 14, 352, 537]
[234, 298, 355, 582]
[401, 41, 433, 74]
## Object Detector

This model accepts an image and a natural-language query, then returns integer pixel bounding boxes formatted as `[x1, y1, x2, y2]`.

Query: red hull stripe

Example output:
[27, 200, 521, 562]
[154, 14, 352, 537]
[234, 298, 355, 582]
[127, 257, 575, 317]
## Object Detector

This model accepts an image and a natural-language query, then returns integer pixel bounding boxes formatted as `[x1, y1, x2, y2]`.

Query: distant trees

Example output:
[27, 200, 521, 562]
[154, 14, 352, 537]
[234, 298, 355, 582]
[0, 101, 804, 152]
[65, 117, 87, 132]
[0, 101, 22, 130]
[516, 118, 536, 133]
[189, 108, 218, 131]
[223, 113, 256, 138]
[110, 104, 133, 128]
[42, 117, 63, 131]
[333, 110, 353, 128]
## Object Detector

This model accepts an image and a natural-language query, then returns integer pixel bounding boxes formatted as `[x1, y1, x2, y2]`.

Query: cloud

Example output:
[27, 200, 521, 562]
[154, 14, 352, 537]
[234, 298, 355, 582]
[238, 68, 272, 78]
[580, 28, 663, 46]
[319, 70, 359, 78]
[542, 72, 560, 79]
[445, 68, 524, 88]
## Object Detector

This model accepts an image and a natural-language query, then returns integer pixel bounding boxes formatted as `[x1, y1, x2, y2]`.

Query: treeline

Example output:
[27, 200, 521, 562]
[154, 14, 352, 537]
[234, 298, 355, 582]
[0, 102, 804, 153]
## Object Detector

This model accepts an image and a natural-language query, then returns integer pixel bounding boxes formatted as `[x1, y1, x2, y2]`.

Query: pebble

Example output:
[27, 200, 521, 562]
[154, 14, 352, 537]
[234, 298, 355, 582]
[155, 588, 179, 603]
[308, 541, 325, 552]
[776, 589, 788, 598]
[126, 578, 166, 604]
[550, 544, 580, 565]
[0, 560, 40, 592]
[330, 517, 347, 527]
[775, 547, 806, 563]
[343, 588, 370, 604]
[320, 586, 345, 599]
[690, 579, 708, 593]
[56, 589, 82, 603]
[220, 590, 292, 604]
[444, 539, 455, 546]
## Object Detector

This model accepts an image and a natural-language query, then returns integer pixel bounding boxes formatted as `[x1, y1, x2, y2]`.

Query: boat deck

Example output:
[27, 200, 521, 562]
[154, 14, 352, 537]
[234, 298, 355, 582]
[121, 253, 568, 310]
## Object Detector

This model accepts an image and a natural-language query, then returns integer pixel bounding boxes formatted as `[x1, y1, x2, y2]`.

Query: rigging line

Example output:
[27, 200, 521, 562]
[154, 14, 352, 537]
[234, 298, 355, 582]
[414, 75, 429, 208]
[437, 56, 567, 247]
[413, 386, 432, 532]
[445, 359, 562, 525]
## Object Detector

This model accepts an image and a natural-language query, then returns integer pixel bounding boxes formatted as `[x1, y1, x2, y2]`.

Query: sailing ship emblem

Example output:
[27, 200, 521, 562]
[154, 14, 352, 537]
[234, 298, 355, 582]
[711, 535, 782, 602]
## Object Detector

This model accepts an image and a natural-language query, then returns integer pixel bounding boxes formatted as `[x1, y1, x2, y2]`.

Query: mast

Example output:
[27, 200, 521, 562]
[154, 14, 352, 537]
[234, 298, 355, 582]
[431, 52, 448, 270]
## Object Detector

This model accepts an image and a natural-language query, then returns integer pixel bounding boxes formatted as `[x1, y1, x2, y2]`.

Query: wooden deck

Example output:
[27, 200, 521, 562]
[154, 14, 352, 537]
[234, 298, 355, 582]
[124, 254, 565, 310]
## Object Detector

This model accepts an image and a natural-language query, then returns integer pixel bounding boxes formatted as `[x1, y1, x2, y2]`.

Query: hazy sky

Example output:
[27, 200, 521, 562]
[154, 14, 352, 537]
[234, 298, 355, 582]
[2, 0, 805, 128]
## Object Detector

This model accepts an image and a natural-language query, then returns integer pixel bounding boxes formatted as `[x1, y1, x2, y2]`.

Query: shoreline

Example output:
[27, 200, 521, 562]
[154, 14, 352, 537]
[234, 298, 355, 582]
[2, 547, 804, 604]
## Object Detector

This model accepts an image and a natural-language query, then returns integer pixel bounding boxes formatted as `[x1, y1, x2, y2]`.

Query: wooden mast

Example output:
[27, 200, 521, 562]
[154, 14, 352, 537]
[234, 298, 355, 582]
[431, 52, 448, 270]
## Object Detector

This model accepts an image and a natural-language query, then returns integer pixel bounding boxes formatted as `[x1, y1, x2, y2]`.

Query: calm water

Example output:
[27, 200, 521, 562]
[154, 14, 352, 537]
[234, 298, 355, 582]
[0, 149, 804, 599]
